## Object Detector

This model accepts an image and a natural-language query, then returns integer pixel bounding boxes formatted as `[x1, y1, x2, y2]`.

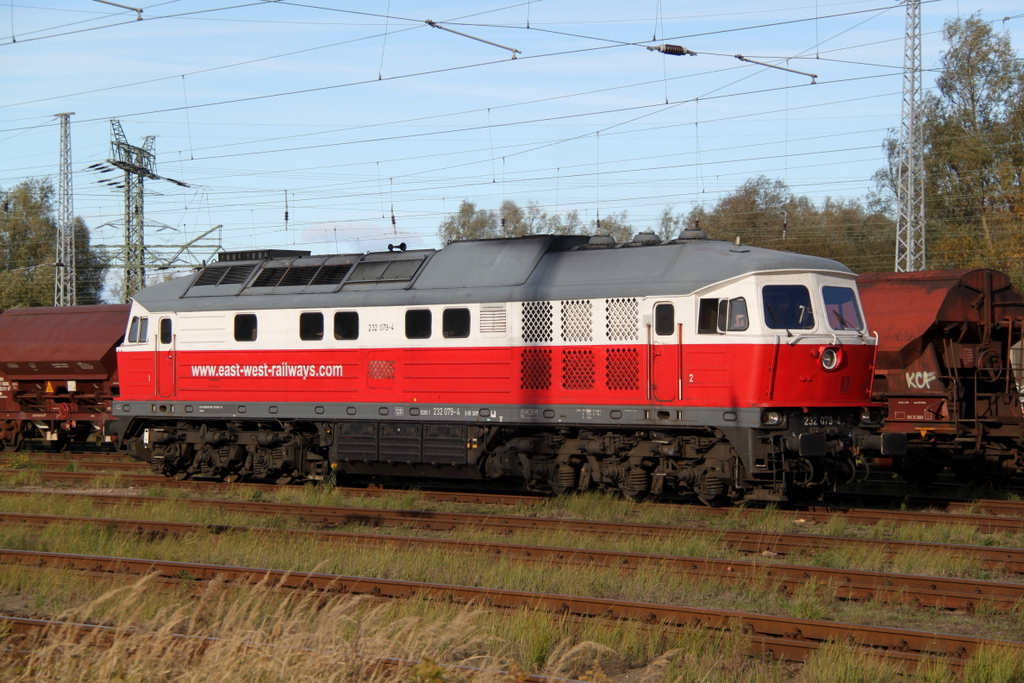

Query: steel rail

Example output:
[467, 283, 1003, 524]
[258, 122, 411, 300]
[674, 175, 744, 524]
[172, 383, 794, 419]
[5, 489, 1024, 574]
[1, 548, 1016, 664]
[826, 491, 1024, 517]
[0, 459, 149, 471]
[3, 510, 1022, 613]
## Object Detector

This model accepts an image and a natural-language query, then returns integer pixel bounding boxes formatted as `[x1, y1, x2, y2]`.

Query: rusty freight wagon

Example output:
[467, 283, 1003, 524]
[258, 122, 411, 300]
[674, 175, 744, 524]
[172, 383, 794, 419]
[0, 304, 130, 451]
[858, 270, 1024, 483]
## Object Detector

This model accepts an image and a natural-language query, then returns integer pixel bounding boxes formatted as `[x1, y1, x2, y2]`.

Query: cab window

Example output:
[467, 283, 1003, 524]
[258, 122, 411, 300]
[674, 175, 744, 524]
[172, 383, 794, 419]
[234, 314, 258, 342]
[299, 312, 324, 341]
[718, 298, 748, 331]
[654, 303, 674, 336]
[697, 300, 718, 334]
[443, 308, 470, 338]
[334, 311, 359, 340]
[823, 286, 864, 330]
[159, 318, 172, 344]
[406, 309, 432, 339]
[128, 316, 149, 343]
[762, 285, 814, 330]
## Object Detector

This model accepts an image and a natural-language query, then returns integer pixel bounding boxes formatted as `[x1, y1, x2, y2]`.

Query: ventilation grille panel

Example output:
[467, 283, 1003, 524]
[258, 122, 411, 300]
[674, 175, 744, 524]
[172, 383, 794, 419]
[561, 299, 592, 343]
[606, 348, 640, 391]
[562, 349, 595, 390]
[521, 301, 553, 344]
[520, 349, 552, 390]
[480, 304, 507, 334]
[606, 298, 639, 341]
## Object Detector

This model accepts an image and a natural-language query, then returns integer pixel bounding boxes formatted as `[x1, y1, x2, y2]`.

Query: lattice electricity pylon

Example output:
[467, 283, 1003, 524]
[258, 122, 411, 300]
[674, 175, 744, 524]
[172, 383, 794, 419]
[895, 0, 926, 272]
[54, 112, 76, 306]
[107, 119, 189, 302]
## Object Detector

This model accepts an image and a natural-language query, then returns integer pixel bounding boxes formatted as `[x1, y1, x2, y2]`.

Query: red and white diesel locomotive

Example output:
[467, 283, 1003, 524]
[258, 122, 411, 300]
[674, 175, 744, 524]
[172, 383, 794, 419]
[111, 229, 904, 503]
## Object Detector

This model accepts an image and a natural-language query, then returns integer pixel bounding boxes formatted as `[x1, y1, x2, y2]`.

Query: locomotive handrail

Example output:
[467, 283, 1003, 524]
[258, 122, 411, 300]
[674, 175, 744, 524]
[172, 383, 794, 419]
[786, 333, 844, 346]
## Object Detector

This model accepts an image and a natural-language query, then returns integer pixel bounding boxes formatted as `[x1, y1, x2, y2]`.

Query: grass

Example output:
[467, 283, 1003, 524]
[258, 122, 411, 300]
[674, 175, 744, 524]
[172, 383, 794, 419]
[3, 486, 1024, 679]
[0, 572, 787, 681]
[2, 500, 1024, 645]
[2, 574, 1015, 682]
[0, 571, 966, 683]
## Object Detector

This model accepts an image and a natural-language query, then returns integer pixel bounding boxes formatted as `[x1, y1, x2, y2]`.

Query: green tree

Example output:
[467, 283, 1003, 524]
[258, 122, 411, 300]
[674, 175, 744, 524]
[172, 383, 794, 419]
[928, 15, 1024, 262]
[0, 178, 108, 308]
[878, 14, 1024, 281]
[439, 199, 634, 243]
[680, 176, 895, 272]
[594, 210, 633, 242]
[438, 200, 498, 243]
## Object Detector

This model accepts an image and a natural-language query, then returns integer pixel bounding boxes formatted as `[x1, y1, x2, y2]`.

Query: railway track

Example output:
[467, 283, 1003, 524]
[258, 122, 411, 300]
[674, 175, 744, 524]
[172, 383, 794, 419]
[10, 469, 1024, 535]
[3, 509, 1022, 613]
[1, 547, 1014, 668]
[6, 488, 1024, 574]
[0, 458, 149, 471]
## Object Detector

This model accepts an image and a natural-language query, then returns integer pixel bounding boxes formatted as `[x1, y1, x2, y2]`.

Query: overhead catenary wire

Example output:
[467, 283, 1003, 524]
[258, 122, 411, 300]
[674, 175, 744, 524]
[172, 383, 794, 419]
[3, 0, 998, 260]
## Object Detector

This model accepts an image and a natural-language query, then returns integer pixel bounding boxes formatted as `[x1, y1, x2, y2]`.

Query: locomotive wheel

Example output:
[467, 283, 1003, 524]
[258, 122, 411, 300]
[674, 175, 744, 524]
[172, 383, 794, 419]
[696, 470, 728, 507]
[275, 475, 295, 485]
[172, 471, 191, 481]
[223, 474, 245, 483]
[977, 349, 1003, 383]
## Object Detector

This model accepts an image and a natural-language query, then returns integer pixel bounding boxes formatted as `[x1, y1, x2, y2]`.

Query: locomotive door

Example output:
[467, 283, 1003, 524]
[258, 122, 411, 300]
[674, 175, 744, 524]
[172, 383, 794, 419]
[155, 317, 176, 398]
[649, 302, 681, 402]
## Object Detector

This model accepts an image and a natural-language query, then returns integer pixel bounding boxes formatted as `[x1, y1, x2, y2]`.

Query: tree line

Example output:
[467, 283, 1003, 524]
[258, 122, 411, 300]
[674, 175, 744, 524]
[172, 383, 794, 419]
[438, 179, 896, 276]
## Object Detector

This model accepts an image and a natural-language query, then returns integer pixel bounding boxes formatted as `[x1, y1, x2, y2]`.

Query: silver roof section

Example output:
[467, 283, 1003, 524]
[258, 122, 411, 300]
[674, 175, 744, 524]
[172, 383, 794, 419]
[133, 235, 854, 313]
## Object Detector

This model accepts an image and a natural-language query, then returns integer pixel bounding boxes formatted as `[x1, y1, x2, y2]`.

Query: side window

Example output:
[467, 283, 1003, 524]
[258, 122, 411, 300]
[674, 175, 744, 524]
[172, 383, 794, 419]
[406, 309, 432, 339]
[138, 317, 149, 343]
[762, 285, 814, 330]
[697, 299, 719, 334]
[299, 312, 324, 341]
[719, 298, 749, 332]
[443, 308, 470, 338]
[159, 318, 173, 344]
[128, 316, 140, 343]
[234, 314, 258, 342]
[334, 311, 359, 340]
[822, 286, 864, 330]
[654, 303, 674, 336]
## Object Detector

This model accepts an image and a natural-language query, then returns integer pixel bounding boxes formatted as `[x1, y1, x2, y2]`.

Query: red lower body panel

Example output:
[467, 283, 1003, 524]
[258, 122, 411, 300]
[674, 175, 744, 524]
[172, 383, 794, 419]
[118, 342, 875, 409]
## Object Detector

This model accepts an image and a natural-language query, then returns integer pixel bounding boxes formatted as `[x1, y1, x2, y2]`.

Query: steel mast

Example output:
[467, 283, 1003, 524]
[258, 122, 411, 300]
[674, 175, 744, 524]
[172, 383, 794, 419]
[895, 0, 926, 272]
[54, 112, 76, 306]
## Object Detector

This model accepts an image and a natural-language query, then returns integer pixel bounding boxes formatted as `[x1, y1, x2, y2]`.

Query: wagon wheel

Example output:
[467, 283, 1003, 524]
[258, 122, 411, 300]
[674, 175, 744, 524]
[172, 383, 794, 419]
[977, 349, 1003, 383]
[2, 433, 23, 452]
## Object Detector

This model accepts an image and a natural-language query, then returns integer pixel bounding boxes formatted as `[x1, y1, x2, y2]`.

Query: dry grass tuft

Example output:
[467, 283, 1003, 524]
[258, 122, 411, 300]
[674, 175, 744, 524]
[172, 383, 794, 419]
[4, 575, 526, 682]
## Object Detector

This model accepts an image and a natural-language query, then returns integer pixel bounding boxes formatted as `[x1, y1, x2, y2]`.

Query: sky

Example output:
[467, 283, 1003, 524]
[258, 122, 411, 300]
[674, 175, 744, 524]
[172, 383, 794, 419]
[2, 0, 1022, 296]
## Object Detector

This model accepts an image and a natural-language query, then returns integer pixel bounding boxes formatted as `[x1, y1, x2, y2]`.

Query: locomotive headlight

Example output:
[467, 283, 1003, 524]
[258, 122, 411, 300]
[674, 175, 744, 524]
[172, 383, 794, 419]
[760, 410, 785, 427]
[820, 347, 841, 372]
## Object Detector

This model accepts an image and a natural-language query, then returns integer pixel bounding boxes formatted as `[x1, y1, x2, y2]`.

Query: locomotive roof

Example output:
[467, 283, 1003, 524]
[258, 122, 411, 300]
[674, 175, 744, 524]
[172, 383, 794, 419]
[133, 234, 855, 313]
